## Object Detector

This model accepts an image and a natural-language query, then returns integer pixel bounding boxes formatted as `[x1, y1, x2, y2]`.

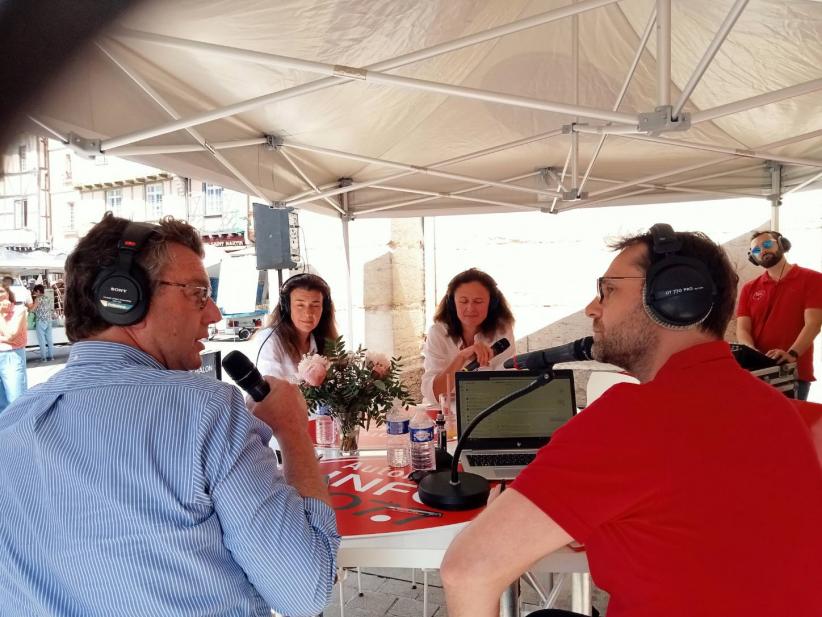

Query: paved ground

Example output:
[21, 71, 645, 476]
[326, 567, 609, 617]
[24, 340, 609, 616]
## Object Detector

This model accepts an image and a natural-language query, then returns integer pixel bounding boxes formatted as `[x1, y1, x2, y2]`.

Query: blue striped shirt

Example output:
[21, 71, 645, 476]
[0, 341, 339, 616]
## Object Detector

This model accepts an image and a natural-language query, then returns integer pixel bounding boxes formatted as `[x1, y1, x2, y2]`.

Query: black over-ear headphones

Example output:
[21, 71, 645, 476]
[93, 222, 159, 326]
[643, 223, 717, 329]
[747, 231, 791, 266]
[279, 273, 332, 320]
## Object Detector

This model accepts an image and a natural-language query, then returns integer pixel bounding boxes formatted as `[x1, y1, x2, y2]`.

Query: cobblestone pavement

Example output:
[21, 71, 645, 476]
[324, 568, 609, 617]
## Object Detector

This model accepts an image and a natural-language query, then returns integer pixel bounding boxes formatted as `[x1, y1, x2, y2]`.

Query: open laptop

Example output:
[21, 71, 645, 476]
[455, 369, 577, 481]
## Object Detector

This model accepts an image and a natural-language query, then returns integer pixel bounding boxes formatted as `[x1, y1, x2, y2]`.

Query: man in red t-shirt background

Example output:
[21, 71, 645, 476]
[440, 225, 822, 617]
[737, 230, 822, 401]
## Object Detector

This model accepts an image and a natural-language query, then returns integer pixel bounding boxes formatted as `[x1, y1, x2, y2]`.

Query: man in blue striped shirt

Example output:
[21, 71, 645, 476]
[0, 213, 339, 616]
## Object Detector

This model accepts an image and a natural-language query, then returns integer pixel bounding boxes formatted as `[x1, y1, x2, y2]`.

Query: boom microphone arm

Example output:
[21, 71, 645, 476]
[417, 370, 556, 510]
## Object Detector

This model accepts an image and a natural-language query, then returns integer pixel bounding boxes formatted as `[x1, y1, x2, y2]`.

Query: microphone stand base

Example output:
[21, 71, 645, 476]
[417, 471, 490, 511]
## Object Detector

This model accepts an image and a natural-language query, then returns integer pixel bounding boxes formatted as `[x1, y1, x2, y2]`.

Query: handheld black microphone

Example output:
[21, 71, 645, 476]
[465, 337, 511, 371]
[222, 350, 271, 402]
[503, 336, 593, 370]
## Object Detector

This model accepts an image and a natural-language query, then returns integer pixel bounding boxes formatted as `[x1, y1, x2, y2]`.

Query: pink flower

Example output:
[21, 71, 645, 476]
[297, 354, 330, 387]
[367, 351, 391, 378]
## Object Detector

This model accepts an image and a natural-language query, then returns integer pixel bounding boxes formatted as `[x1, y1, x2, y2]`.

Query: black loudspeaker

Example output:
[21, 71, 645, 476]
[253, 203, 300, 270]
[278, 273, 332, 320]
[643, 223, 717, 329]
[747, 231, 791, 266]
[93, 222, 159, 326]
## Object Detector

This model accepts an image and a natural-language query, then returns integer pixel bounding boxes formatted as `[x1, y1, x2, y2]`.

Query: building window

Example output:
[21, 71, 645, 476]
[146, 183, 163, 220]
[64, 154, 73, 182]
[67, 202, 76, 232]
[13, 199, 28, 228]
[18, 145, 27, 172]
[0, 201, 13, 229]
[203, 183, 223, 216]
[106, 188, 122, 216]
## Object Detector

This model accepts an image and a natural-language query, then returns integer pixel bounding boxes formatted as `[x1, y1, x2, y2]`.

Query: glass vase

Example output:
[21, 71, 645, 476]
[334, 416, 361, 456]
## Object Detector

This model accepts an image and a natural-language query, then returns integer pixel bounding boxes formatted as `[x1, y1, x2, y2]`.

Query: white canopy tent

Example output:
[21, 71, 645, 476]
[26, 0, 822, 226]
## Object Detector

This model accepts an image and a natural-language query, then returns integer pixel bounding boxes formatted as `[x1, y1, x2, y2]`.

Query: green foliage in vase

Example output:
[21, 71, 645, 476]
[296, 336, 415, 433]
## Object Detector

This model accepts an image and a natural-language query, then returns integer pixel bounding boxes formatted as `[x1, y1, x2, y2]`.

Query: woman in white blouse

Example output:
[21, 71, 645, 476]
[254, 273, 338, 379]
[421, 268, 515, 404]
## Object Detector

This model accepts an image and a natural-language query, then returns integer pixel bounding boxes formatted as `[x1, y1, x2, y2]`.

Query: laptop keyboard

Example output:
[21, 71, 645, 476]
[466, 452, 536, 467]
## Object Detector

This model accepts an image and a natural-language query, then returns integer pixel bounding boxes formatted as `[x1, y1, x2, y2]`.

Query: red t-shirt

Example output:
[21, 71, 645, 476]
[512, 342, 822, 617]
[737, 264, 822, 381]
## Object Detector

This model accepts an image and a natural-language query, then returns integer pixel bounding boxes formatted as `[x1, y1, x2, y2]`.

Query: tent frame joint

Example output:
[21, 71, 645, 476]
[637, 106, 690, 135]
[264, 135, 284, 151]
[68, 132, 103, 160]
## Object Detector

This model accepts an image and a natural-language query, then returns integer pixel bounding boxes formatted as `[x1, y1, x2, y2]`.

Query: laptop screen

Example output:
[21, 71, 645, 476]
[455, 369, 577, 449]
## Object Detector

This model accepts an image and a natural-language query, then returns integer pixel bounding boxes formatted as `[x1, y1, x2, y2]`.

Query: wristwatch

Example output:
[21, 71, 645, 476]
[787, 349, 799, 360]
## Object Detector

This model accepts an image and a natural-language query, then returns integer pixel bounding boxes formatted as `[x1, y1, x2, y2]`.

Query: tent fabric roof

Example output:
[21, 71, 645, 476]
[31, 0, 822, 219]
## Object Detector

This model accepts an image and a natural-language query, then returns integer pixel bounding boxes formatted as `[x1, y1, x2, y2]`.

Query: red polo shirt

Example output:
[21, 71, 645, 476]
[512, 341, 822, 617]
[737, 264, 822, 381]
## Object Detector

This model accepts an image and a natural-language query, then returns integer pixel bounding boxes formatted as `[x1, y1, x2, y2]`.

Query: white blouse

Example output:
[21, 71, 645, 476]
[253, 327, 318, 380]
[420, 321, 516, 404]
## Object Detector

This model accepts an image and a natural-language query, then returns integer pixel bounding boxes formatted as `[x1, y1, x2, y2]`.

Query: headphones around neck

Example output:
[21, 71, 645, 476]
[93, 222, 159, 326]
[747, 231, 791, 266]
[643, 223, 717, 329]
[279, 273, 332, 320]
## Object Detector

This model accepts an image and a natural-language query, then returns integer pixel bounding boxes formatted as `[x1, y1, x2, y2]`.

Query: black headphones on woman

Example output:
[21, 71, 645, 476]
[642, 223, 717, 329]
[446, 272, 500, 321]
[278, 273, 332, 319]
[747, 231, 791, 266]
[93, 221, 159, 325]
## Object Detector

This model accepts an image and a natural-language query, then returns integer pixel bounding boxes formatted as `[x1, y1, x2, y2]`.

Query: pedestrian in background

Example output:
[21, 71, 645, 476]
[0, 287, 27, 413]
[30, 284, 55, 362]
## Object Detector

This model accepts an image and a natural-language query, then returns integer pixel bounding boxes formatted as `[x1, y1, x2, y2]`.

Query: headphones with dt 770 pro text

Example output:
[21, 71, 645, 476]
[92, 221, 159, 326]
[747, 231, 791, 266]
[643, 223, 717, 329]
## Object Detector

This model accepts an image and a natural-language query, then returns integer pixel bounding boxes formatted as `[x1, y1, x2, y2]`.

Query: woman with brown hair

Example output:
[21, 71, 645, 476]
[422, 268, 516, 404]
[253, 273, 339, 379]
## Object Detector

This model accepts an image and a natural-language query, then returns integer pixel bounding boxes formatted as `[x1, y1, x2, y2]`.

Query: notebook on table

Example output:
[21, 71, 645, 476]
[455, 369, 577, 481]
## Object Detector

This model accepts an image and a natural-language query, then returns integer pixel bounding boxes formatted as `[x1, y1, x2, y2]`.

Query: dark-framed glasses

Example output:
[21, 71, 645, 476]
[158, 280, 212, 309]
[597, 276, 645, 303]
[750, 239, 775, 255]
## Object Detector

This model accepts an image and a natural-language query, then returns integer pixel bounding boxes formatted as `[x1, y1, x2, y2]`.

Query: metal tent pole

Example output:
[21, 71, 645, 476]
[767, 162, 783, 230]
[656, 0, 671, 107]
[692, 77, 822, 124]
[281, 142, 561, 205]
[277, 148, 345, 215]
[578, 6, 657, 193]
[279, 128, 562, 204]
[672, 0, 749, 119]
[96, 43, 271, 204]
[102, 0, 622, 151]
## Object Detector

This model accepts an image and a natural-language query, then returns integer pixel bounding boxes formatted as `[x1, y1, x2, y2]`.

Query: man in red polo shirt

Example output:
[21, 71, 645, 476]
[440, 225, 822, 617]
[737, 230, 822, 401]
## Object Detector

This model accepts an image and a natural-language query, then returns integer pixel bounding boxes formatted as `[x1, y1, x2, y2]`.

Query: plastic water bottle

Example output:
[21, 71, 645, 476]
[409, 406, 436, 472]
[315, 405, 336, 447]
[385, 402, 410, 468]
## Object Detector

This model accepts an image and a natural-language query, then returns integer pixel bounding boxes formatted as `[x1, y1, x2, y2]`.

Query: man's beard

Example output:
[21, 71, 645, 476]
[758, 249, 783, 268]
[592, 302, 659, 375]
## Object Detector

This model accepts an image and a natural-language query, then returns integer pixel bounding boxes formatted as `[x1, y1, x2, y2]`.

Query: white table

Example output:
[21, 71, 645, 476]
[337, 504, 590, 615]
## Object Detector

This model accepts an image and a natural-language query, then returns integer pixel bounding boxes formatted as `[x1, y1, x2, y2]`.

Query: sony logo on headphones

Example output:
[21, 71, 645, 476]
[109, 287, 129, 293]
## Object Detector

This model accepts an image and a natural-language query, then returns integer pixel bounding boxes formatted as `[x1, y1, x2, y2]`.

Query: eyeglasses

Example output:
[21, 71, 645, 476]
[750, 239, 775, 255]
[597, 276, 645, 303]
[158, 280, 212, 309]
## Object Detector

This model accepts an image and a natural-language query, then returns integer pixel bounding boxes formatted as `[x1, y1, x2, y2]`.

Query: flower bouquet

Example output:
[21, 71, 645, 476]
[296, 336, 414, 453]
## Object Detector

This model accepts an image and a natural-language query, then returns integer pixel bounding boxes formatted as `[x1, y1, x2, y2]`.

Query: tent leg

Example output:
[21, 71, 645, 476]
[767, 162, 783, 231]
